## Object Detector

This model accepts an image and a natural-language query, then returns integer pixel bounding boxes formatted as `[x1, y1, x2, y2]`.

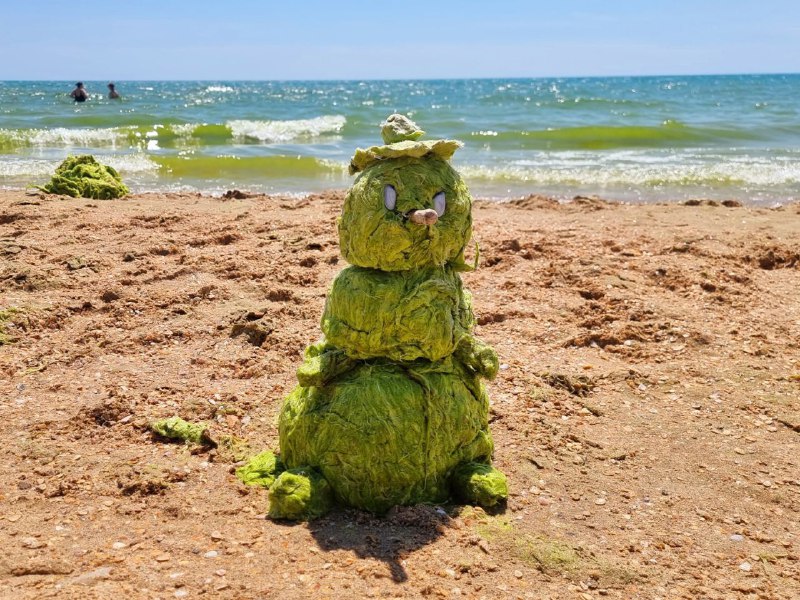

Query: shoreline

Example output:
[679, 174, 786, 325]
[4, 184, 796, 208]
[1, 190, 799, 598]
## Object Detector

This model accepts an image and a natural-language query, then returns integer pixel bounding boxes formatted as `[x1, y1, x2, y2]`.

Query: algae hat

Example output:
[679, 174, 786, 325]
[348, 114, 463, 175]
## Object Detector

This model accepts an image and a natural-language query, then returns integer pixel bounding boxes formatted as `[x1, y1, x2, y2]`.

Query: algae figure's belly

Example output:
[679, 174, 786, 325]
[321, 265, 474, 362]
[278, 362, 493, 514]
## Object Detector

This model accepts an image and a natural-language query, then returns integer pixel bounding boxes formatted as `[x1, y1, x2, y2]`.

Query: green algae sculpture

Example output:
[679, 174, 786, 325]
[37, 154, 129, 199]
[261, 115, 508, 520]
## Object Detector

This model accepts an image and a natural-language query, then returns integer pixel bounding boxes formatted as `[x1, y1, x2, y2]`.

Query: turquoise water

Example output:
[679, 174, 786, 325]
[1, 75, 799, 203]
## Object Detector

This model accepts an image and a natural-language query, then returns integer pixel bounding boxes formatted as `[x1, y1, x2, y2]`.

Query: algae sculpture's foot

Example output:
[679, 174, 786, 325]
[268, 467, 334, 521]
[235, 451, 283, 488]
[451, 462, 508, 508]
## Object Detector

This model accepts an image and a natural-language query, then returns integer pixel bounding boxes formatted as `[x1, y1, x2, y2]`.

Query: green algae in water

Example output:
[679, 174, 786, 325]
[150, 416, 214, 446]
[38, 154, 129, 199]
[235, 450, 284, 488]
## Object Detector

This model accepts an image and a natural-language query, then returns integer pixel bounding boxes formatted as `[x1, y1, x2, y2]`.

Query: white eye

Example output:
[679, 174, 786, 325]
[383, 184, 397, 210]
[433, 191, 446, 216]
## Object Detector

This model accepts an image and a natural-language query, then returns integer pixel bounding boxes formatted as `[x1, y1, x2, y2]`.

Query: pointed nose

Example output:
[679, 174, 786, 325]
[408, 208, 438, 226]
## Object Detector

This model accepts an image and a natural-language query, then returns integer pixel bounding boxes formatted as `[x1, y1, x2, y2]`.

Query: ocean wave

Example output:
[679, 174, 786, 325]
[0, 116, 348, 150]
[165, 123, 233, 142]
[103, 154, 162, 174]
[459, 157, 800, 189]
[0, 153, 159, 180]
[204, 85, 236, 93]
[0, 124, 210, 150]
[153, 154, 347, 178]
[0, 158, 55, 178]
[227, 115, 347, 143]
[0, 127, 132, 149]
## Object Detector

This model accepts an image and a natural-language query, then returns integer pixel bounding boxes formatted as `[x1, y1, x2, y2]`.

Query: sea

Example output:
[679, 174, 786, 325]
[1, 75, 799, 204]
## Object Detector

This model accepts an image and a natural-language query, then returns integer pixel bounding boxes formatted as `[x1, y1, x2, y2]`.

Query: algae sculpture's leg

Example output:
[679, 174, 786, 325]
[451, 462, 508, 508]
[235, 450, 283, 488]
[268, 467, 334, 521]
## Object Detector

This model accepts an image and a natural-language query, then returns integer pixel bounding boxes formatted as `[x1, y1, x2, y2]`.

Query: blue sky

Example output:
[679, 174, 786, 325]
[3, 0, 799, 80]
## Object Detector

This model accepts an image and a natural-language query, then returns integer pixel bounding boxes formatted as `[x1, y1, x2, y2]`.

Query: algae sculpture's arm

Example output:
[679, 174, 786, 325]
[296, 341, 358, 387]
[454, 335, 499, 380]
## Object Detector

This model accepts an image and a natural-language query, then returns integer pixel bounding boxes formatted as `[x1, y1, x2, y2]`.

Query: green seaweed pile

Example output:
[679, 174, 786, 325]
[150, 416, 215, 446]
[37, 155, 129, 199]
[0, 308, 23, 346]
[244, 115, 508, 520]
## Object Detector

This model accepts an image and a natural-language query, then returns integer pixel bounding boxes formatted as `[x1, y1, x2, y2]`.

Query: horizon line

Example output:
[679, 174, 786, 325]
[2, 71, 799, 83]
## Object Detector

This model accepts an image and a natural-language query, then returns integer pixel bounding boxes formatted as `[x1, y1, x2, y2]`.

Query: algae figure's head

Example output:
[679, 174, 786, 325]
[339, 114, 473, 271]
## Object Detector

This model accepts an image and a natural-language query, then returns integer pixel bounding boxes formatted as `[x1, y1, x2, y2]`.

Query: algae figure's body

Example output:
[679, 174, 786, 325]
[268, 115, 508, 519]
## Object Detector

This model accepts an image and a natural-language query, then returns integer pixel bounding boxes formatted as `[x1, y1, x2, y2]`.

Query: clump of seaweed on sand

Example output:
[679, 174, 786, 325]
[36, 154, 129, 199]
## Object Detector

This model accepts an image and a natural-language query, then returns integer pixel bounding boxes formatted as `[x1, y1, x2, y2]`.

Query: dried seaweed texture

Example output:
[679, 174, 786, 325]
[150, 416, 214, 446]
[295, 341, 357, 387]
[454, 335, 500, 380]
[268, 468, 335, 520]
[380, 113, 426, 144]
[278, 358, 494, 515]
[339, 155, 473, 272]
[235, 451, 284, 488]
[349, 139, 462, 175]
[451, 462, 508, 507]
[37, 154, 129, 199]
[322, 265, 475, 362]
[0, 307, 24, 346]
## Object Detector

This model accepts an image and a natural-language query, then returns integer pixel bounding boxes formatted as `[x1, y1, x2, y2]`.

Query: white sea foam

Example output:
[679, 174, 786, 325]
[167, 124, 200, 137]
[0, 158, 55, 178]
[227, 115, 346, 143]
[205, 85, 235, 93]
[1, 127, 130, 147]
[0, 154, 159, 179]
[459, 154, 800, 189]
[101, 154, 161, 174]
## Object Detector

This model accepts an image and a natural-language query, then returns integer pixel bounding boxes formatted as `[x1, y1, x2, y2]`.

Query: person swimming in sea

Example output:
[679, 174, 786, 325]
[107, 83, 120, 99]
[70, 82, 88, 102]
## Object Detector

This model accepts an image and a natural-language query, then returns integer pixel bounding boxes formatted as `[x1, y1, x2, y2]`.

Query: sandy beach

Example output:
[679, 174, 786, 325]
[1, 189, 799, 599]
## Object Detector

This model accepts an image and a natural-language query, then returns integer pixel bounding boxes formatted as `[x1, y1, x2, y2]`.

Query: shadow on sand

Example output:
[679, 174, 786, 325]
[285, 503, 507, 583]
